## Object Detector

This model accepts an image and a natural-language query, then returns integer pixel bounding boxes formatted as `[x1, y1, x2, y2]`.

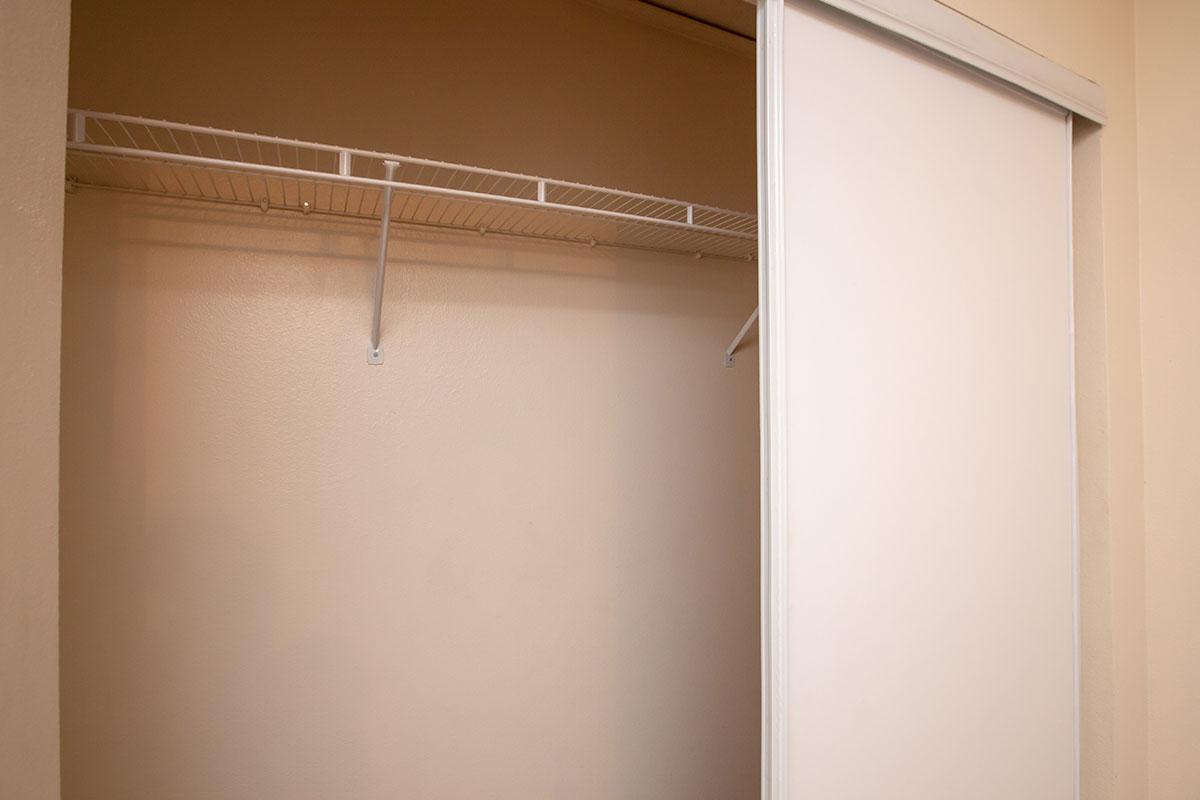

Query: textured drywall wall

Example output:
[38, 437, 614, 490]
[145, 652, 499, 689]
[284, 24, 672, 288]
[0, 0, 69, 798]
[932, 2, 1146, 798]
[1135, 1, 1200, 797]
[60, 2, 759, 799]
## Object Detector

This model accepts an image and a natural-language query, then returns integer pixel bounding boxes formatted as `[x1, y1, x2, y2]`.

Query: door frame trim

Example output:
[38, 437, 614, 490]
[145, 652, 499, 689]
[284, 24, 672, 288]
[756, 3, 789, 799]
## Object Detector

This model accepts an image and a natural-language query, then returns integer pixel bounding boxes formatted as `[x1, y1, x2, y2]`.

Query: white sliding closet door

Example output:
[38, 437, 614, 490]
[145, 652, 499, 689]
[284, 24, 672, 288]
[770, 1, 1076, 797]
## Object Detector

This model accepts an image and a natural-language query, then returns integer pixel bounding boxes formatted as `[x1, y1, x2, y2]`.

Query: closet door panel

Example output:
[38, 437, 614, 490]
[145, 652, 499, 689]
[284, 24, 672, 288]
[778, 2, 1075, 797]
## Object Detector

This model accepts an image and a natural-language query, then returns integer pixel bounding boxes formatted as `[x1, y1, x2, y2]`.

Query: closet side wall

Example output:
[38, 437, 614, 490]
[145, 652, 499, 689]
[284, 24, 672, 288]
[59, 3, 759, 800]
[0, 2, 69, 799]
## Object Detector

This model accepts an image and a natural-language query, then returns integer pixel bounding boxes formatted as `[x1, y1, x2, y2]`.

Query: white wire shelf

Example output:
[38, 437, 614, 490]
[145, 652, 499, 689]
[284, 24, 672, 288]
[64, 110, 757, 262]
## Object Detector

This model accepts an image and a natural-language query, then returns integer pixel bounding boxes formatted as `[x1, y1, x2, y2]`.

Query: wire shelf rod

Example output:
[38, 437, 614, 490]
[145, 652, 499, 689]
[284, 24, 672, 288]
[67, 141, 755, 242]
[67, 180, 752, 264]
[69, 109, 748, 220]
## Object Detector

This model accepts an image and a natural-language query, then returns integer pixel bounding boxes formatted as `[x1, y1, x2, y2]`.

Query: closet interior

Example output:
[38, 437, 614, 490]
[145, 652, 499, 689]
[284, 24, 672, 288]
[58, 1, 761, 799]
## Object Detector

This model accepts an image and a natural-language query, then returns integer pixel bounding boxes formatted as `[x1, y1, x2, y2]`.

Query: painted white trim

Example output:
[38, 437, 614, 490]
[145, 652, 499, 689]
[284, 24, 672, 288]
[1066, 112, 1082, 800]
[748, 0, 1106, 123]
[757, 1, 789, 798]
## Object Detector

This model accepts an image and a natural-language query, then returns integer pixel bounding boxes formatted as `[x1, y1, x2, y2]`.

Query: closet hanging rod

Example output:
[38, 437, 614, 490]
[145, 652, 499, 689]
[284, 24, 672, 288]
[69, 140, 754, 242]
[68, 109, 746, 215]
[64, 110, 756, 242]
[724, 306, 759, 367]
[65, 110, 757, 266]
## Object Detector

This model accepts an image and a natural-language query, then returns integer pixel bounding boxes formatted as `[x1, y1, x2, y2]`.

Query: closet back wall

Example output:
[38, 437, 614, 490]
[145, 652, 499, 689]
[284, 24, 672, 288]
[60, 2, 759, 799]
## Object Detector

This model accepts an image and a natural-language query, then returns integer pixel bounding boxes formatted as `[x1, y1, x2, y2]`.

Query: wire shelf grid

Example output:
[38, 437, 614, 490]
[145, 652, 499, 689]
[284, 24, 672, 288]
[65, 110, 757, 262]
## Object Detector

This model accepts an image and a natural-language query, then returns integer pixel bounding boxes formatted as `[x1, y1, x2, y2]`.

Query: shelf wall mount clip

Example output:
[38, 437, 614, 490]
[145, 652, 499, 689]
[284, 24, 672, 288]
[368, 160, 399, 365]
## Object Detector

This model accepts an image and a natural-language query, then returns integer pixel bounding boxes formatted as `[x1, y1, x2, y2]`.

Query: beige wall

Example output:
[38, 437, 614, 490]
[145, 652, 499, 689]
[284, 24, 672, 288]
[1135, 1, 1200, 798]
[60, 2, 760, 799]
[0, 1, 69, 799]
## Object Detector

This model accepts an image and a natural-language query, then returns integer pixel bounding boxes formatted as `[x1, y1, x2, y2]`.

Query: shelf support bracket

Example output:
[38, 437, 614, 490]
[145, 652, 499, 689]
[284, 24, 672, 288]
[369, 160, 399, 365]
[724, 306, 759, 368]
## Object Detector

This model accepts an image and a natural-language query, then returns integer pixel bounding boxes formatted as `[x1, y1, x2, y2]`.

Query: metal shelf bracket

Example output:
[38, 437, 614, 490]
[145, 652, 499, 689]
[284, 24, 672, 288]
[368, 160, 399, 365]
[724, 306, 759, 367]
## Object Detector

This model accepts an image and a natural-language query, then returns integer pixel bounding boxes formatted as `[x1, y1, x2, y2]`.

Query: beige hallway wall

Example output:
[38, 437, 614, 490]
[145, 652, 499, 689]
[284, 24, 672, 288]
[0, 1, 69, 799]
[1134, 1, 1200, 797]
[60, 2, 760, 799]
